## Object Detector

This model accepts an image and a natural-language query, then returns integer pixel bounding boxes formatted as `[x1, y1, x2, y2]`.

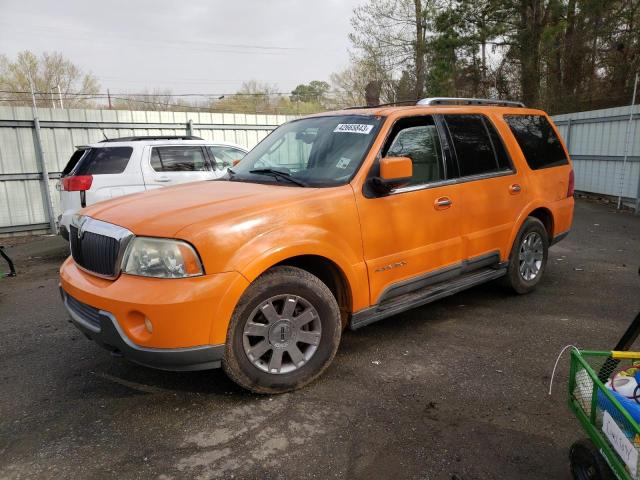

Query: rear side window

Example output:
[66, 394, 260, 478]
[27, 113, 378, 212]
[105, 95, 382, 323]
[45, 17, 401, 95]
[150, 146, 209, 172]
[444, 114, 512, 177]
[72, 147, 132, 175]
[208, 146, 246, 170]
[504, 115, 568, 170]
[62, 149, 87, 176]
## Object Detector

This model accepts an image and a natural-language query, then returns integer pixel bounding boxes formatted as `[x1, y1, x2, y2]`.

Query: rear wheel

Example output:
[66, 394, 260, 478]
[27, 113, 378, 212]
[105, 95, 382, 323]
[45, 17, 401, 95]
[223, 266, 341, 394]
[503, 217, 549, 294]
[569, 439, 615, 480]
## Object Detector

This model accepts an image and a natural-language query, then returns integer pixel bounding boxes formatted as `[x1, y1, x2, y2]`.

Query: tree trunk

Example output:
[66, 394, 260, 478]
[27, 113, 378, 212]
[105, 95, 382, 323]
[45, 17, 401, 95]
[414, 0, 426, 99]
[545, 0, 563, 112]
[517, 0, 544, 107]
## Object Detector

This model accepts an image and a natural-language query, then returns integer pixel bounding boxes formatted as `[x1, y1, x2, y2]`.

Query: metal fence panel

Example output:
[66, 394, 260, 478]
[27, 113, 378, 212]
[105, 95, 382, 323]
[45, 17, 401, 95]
[2, 104, 639, 234]
[553, 105, 640, 204]
[0, 106, 287, 233]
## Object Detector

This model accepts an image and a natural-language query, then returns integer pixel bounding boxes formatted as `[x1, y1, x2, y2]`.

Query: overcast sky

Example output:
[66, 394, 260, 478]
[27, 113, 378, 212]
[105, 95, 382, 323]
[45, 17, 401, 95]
[0, 0, 364, 95]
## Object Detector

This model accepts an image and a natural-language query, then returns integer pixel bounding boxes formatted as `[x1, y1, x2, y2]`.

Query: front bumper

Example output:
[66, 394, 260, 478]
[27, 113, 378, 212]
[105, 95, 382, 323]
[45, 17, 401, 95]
[61, 288, 225, 371]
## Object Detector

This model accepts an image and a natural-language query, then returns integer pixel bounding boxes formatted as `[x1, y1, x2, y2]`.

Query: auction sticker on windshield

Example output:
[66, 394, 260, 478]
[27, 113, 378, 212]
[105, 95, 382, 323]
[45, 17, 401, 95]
[333, 124, 374, 134]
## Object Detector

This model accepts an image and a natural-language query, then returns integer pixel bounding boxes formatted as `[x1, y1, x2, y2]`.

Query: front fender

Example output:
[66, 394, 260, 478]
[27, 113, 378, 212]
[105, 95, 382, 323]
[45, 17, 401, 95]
[227, 224, 369, 312]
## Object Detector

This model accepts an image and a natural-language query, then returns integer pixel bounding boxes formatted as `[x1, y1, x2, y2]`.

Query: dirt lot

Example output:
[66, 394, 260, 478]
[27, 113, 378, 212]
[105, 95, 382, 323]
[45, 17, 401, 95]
[1, 198, 639, 480]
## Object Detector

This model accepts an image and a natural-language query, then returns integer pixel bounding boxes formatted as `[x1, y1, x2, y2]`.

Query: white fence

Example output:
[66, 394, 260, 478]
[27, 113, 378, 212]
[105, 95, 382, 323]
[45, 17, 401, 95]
[1, 104, 639, 235]
[553, 105, 640, 208]
[0, 106, 294, 234]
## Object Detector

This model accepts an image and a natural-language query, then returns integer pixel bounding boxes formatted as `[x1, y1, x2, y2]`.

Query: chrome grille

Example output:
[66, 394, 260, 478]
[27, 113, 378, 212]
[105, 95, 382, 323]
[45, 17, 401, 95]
[69, 217, 133, 278]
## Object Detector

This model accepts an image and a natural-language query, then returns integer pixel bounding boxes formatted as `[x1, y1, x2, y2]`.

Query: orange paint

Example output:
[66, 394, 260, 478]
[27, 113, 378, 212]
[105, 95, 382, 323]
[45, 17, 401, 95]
[379, 156, 413, 181]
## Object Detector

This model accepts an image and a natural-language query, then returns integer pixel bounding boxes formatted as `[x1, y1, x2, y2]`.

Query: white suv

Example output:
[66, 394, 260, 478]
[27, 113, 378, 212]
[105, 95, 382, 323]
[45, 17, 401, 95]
[57, 136, 247, 240]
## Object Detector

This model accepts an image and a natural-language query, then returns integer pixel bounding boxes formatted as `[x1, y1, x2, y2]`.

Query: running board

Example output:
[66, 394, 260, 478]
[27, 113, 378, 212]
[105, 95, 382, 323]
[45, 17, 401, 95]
[349, 267, 507, 330]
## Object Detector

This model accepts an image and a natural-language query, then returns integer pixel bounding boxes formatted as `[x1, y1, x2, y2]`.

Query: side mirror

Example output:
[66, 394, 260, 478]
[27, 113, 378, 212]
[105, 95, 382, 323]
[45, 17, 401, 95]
[374, 156, 412, 192]
[232, 159, 242, 167]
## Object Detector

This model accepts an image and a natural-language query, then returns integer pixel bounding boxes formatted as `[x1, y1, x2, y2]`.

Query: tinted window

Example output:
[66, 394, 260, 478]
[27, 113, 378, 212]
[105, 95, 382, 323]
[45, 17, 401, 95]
[151, 146, 209, 172]
[383, 116, 443, 186]
[208, 146, 246, 170]
[72, 147, 132, 175]
[445, 115, 505, 177]
[504, 115, 568, 170]
[62, 149, 87, 176]
[485, 119, 512, 170]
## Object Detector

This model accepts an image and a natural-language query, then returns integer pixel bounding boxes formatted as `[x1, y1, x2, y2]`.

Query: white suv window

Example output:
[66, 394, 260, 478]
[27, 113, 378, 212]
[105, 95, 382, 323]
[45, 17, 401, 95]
[150, 146, 209, 172]
[208, 146, 246, 170]
[69, 147, 133, 175]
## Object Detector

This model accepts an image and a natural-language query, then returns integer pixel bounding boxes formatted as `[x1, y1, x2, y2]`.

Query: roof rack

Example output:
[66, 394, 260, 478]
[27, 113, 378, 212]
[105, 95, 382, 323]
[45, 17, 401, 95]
[344, 100, 417, 110]
[99, 135, 203, 143]
[416, 97, 525, 108]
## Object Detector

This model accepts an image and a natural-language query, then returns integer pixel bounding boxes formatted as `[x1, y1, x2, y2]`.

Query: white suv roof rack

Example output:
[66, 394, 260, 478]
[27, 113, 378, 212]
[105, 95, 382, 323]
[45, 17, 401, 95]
[417, 97, 525, 108]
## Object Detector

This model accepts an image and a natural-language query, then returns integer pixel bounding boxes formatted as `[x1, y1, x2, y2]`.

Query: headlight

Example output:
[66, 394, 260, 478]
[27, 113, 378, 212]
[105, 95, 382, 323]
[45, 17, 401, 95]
[122, 237, 204, 278]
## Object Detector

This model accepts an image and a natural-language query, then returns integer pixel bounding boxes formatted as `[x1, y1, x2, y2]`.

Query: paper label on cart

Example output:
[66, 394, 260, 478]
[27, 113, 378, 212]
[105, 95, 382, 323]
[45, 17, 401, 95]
[603, 411, 638, 477]
[333, 124, 373, 134]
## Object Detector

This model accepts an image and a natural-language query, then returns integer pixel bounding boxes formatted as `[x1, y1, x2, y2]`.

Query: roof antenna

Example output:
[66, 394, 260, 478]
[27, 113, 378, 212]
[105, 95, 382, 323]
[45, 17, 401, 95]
[102, 130, 108, 141]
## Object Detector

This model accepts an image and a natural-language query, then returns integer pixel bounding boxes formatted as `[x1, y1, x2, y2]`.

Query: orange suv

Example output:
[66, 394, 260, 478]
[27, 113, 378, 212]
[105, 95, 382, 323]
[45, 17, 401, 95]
[60, 98, 574, 393]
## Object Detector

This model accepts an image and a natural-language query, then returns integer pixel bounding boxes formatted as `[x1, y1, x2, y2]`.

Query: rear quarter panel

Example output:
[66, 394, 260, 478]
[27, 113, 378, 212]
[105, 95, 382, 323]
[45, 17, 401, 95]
[86, 144, 146, 205]
[493, 110, 574, 246]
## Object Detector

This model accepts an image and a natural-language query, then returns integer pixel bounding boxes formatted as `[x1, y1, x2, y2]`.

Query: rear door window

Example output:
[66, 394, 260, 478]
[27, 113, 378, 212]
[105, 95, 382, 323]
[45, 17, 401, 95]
[208, 146, 246, 170]
[150, 146, 209, 172]
[72, 147, 133, 175]
[443, 114, 512, 177]
[504, 115, 569, 170]
[62, 149, 87, 176]
[382, 116, 444, 186]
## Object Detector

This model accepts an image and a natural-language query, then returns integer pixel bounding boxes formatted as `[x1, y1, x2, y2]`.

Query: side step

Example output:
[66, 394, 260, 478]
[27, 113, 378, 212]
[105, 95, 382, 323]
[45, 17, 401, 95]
[349, 267, 507, 330]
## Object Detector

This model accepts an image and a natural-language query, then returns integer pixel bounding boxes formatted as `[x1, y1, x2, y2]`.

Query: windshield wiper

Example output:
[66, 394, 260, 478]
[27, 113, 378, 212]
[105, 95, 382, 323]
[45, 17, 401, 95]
[249, 168, 309, 187]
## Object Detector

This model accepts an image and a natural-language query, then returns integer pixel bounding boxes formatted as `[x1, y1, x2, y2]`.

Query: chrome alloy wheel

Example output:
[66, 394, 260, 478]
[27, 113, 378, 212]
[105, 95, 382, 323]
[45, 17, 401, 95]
[518, 231, 544, 281]
[242, 294, 322, 374]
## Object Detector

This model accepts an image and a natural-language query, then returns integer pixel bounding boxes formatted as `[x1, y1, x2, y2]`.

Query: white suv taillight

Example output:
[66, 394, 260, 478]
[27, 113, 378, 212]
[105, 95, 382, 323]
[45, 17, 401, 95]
[62, 175, 93, 191]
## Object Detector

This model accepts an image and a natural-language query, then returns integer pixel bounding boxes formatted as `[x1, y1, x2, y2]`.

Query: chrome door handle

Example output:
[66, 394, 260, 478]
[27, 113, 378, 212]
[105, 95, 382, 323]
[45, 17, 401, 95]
[509, 183, 521, 194]
[435, 197, 453, 209]
[156, 176, 171, 183]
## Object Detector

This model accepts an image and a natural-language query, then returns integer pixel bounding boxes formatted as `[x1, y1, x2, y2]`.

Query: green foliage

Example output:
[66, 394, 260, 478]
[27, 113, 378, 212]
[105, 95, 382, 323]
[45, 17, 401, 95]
[290, 81, 330, 103]
[337, 0, 640, 113]
[208, 80, 336, 115]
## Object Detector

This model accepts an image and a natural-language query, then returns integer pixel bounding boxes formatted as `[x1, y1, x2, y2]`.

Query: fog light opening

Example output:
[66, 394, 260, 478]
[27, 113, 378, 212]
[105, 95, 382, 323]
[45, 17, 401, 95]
[144, 317, 153, 333]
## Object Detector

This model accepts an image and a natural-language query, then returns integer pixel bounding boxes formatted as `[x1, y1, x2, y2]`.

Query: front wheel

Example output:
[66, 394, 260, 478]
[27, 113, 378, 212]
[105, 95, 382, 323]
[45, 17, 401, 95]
[503, 217, 549, 294]
[223, 266, 341, 394]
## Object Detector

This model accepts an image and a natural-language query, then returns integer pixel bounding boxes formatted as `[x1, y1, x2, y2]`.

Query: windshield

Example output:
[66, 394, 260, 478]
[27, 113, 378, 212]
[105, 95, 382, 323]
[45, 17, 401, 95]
[228, 115, 383, 187]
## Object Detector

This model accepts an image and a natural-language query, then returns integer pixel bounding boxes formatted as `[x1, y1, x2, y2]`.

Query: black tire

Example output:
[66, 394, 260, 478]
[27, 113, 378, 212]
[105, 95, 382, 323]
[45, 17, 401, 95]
[503, 216, 549, 294]
[222, 266, 341, 394]
[569, 438, 616, 480]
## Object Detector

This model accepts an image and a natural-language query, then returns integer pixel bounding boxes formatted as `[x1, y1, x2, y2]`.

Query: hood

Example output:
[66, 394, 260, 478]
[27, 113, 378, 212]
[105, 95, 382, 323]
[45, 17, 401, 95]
[82, 180, 319, 237]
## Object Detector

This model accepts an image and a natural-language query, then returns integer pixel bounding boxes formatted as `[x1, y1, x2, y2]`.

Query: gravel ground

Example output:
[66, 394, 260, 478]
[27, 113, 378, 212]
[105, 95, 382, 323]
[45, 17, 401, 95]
[1, 198, 639, 480]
